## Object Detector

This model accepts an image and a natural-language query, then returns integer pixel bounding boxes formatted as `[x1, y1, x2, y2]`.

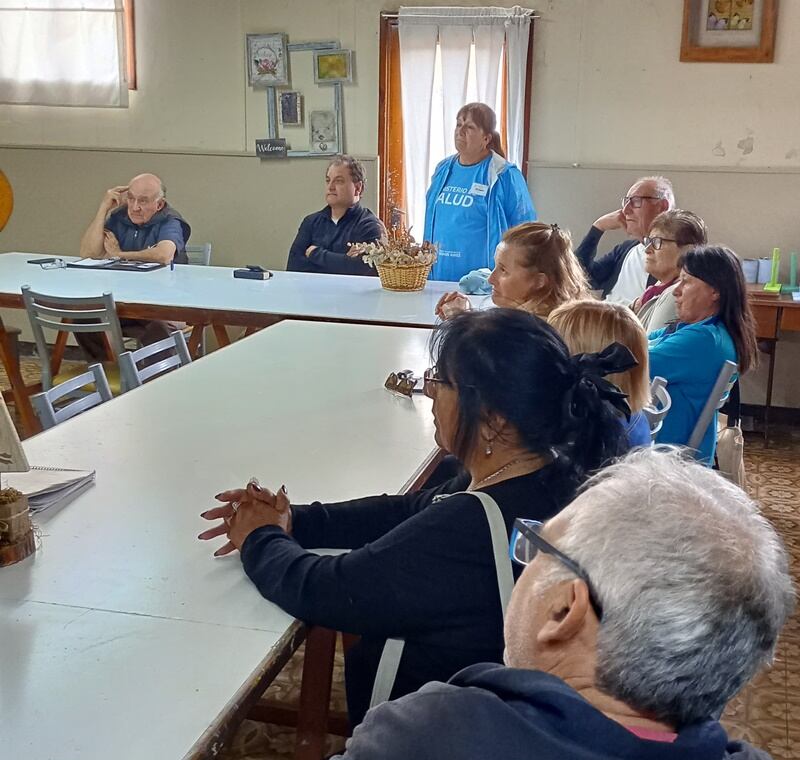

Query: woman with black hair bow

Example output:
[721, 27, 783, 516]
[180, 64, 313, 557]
[199, 309, 631, 727]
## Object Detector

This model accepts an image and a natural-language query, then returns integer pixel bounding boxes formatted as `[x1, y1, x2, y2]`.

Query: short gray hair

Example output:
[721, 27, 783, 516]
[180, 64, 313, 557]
[539, 447, 794, 726]
[637, 175, 675, 209]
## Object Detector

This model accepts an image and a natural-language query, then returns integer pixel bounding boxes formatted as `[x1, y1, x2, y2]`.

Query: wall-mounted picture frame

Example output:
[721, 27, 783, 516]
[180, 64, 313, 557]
[309, 110, 339, 153]
[247, 33, 290, 87]
[680, 0, 778, 63]
[313, 49, 353, 84]
[279, 91, 303, 126]
[264, 41, 344, 158]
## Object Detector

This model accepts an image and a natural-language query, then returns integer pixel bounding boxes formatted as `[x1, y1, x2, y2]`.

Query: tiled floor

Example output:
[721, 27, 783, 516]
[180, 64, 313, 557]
[5, 357, 797, 759]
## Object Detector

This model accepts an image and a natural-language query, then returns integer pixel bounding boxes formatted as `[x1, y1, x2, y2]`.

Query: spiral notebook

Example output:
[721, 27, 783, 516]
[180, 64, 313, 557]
[3, 466, 96, 514]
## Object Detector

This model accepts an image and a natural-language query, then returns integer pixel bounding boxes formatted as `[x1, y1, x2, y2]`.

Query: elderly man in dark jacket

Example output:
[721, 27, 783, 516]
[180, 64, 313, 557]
[339, 449, 793, 760]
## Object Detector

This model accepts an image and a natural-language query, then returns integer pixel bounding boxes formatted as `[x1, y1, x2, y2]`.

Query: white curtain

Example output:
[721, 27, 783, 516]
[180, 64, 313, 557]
[505, 9, 533, 173]
[398, 6, 534, 235]
[0, 0, 128, 107]
[398, 19, 438, 239]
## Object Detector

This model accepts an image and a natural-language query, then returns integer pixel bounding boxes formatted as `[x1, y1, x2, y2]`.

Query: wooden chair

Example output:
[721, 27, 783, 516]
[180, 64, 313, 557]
[642, 376, 672, 440]
[118, 330, 192, 389]
[21, 286, 125, 393]
[687, 360, 738, 452]
[30, 363, 113, 429]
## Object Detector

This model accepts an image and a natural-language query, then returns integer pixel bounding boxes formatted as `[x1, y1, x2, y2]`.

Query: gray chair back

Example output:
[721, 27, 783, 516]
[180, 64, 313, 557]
[21, 285, 125, 390]
[642, 376, 672, 440]
[185, 243, 212, 267]
[118, 330, 192, 389]
[31, 363, 113, 429]
[687, 360, 738, 451]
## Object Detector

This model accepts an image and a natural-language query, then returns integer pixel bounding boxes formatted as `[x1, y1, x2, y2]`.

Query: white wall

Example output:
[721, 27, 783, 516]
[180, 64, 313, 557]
[1, 0, 799, 406]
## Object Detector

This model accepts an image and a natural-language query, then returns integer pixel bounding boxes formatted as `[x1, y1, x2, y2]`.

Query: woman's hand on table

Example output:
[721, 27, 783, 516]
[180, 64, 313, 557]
[435, 291, 471, 320]
[198, 479, 292, 557]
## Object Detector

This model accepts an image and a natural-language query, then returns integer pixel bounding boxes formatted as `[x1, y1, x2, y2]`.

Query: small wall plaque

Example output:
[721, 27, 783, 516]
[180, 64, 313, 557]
[256, 138, 288, 159]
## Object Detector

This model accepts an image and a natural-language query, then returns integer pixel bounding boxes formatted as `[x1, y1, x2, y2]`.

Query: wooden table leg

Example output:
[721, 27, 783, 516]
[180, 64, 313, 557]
[186, 324, 205, 358]
[0, 318, 40, 437]
[294, 626, 337, 760]
[764, 338, 777, 442]
[213, 324, 231, 348]
[50, 329, 69, 378]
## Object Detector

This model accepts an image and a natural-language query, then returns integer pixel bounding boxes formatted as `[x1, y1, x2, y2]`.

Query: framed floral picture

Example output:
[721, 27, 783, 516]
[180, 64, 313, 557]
[313, 49, 353, 84]
[680, 0, 778, 62]
[247, 33, 290, 87]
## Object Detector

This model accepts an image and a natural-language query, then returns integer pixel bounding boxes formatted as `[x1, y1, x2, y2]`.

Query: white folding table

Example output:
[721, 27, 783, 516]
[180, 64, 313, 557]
[0, 251, 480, 436]
[1, 320, 438, 760]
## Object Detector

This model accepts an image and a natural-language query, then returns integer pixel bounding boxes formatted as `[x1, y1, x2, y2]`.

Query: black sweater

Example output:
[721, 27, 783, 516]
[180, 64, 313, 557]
[239, 468, 571, 726]
[285, 203, 385, 276]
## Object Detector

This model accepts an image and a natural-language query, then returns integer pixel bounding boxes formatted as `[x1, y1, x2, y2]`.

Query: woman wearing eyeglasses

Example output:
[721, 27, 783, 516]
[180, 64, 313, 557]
[633, 210, 707, 333]
[199, 309, 630, 727]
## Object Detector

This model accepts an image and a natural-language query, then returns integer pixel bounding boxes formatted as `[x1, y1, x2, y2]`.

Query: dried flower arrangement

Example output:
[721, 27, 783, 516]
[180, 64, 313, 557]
[352, 225, 438, 269]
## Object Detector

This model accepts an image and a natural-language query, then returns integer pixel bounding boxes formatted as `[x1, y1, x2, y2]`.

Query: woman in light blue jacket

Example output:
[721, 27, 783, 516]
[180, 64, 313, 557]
[423, 103, 536, 282]
[649, 246, 757, 464]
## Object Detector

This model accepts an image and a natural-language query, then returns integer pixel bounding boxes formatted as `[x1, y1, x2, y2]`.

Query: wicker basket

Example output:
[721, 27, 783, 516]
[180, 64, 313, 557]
[376, 262, 432, 292]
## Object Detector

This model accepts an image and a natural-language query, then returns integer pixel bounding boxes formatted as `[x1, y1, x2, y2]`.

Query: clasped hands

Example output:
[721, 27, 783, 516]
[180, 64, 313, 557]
[435, 291, 471, 319]
[198, 478, 292, 557]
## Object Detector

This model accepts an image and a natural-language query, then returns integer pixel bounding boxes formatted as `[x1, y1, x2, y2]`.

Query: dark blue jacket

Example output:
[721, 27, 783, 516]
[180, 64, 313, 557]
[286, 203, 385, 276]
[340, 663, 771, 760]
[105, 204, 190, 264]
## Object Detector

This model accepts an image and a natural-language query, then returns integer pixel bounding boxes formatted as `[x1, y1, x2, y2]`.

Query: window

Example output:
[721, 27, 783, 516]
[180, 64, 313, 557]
[378, 8, 534, 232]
[0, 0, 135, 107]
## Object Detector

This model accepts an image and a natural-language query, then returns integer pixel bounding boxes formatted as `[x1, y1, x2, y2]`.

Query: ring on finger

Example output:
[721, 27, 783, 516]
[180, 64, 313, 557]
[231, 500, 241, 514]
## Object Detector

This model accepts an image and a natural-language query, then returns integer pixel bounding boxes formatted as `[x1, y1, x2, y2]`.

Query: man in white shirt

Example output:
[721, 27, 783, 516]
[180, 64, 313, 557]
[574, 176, 675, 304]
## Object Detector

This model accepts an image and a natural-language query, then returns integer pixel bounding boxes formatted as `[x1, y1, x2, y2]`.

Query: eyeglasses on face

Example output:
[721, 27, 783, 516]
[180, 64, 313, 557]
[621, 195, 662, 210]
[423, 366, 449, 397]
[509, 518, 604, 620]
[643, 236, 678, 251]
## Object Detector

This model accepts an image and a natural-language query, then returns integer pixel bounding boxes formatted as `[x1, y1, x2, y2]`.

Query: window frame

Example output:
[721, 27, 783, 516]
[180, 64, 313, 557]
[377, 11, 534, 228]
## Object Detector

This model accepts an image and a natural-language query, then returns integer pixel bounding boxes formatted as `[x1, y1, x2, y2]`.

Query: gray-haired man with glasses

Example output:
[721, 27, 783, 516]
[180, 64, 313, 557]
[575, 176, 674, 304]
[338, 448, 791, 760]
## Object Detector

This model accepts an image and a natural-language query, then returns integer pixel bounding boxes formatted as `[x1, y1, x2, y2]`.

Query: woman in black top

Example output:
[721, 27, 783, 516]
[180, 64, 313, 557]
[199, 309, 632, 726]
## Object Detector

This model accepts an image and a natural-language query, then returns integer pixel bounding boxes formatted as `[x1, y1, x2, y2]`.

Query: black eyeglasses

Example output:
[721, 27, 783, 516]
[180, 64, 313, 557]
[509, 518, 604, 620]
[643, 236, 678, 251]
[621, 195, 662, 209]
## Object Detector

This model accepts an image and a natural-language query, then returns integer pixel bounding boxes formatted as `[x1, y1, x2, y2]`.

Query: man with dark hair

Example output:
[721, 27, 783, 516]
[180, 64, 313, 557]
[337, 449, 791, 760]
[286, 155, 386, 275]
[576, 176, 674, 304]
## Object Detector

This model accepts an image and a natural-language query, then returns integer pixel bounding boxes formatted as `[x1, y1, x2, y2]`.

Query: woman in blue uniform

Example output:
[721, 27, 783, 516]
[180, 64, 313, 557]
[423, 103, 536, 282]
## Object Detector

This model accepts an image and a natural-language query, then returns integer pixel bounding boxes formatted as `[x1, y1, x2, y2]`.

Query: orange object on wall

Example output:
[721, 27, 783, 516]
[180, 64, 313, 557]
[0, 171, 12, 231]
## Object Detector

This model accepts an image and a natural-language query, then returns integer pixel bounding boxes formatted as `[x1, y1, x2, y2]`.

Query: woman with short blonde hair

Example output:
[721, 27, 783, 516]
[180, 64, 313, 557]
[549, 299, 651, 447]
